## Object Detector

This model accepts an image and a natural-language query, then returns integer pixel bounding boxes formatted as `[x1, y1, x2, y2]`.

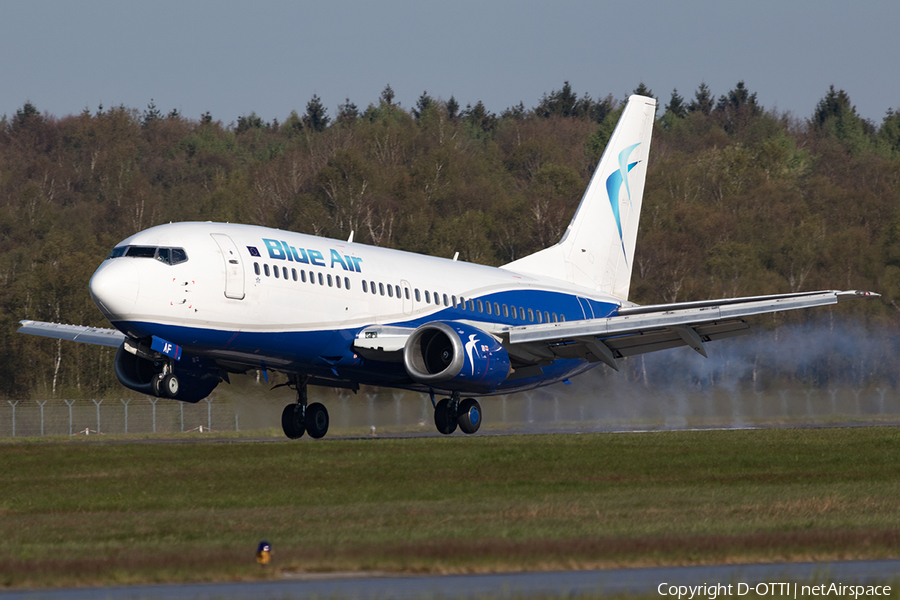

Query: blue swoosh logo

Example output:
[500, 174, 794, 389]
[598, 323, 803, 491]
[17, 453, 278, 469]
[605, 143, 640, 263]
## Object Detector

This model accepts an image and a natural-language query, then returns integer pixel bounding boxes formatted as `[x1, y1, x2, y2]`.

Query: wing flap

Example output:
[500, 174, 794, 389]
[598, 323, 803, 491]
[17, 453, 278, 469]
[18, 320, 125, 348]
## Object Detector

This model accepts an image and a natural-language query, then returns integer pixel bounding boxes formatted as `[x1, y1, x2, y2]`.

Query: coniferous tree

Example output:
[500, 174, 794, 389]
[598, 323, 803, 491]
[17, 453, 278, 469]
[141, 99, 161, 128]
[302, 94, 330, 132]
[688, 83, 714, 115]
[715, 81, 761, 135]
[665, 88, 687, 118]
[337, 98, 359, 125]
[380, 84, 395, 106]
[446, 96, 460, 121]
[413, 91, 434, 121]
[812, 85, 875, 153]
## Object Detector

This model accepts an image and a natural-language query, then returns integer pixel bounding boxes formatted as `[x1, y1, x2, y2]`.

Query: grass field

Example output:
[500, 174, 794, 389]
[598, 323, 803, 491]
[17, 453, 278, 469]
[2, 427, 900, 588]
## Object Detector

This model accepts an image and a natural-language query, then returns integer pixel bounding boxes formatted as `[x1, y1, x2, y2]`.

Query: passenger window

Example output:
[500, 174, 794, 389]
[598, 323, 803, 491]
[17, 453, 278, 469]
[519, 307, 525, 320]
[292, 268, 297, 281]
[274, 266, 280, 278]
[468, 300, 474, 311]
[301, 270, 307, 283]
[318, 273, 324, 285]
[528, 309, 534, 322]
[544, 311, 550, 323]
[345, 277, 351, 289]
[477, 300, 483, 313]
[433, 291, 439, 305]
[254, 263, 260, 276]
[415, 289, 421, 302]
[264, 264, 270, 277]
[443, 294, 449, 307]
[309, 271, 315, 284]
[560, 315, 566, 322]
[327, 274, 333, 287]
[494, 302, 500, 315]
[552, 313, 558, 322]
[396, 285, 401, 298]
[536, 311, 542, 323]
[370, 281, 376, 294]
[503, 304, 509, 318]
[486, 302, 492, 315]
[405, 288, 410, 300]
[425, 290, 431, 303]
[379, 283, 385, 296]
[283, 267, 288, 279]
[363, 280, 368, 293]
[388, 284, 393, 297]
[452, 295, 457, 307]
[336, 276, 342, 289]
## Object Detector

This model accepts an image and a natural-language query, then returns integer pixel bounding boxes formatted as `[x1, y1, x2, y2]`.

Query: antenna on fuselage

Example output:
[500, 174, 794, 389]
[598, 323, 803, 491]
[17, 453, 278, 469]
[453, 252, 459, 262]
[347, 231, 354, 243]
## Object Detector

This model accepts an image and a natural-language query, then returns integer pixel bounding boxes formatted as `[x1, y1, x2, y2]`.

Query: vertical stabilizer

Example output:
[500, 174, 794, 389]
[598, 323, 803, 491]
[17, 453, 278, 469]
[501, 95, 656, 300]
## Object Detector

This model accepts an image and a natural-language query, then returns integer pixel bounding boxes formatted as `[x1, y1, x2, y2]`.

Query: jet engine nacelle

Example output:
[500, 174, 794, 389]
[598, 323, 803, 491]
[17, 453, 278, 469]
[403, 321, 510, 392]
[114, 344, 220, 403]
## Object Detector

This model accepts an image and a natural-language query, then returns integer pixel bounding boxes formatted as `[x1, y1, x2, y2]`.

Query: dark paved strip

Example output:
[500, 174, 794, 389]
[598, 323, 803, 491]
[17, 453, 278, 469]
[3, 560, 899, 600]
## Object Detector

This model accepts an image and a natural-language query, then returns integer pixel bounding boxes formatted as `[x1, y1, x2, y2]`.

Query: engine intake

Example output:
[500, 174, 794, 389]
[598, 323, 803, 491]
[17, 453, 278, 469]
[403, 321, 510, 392]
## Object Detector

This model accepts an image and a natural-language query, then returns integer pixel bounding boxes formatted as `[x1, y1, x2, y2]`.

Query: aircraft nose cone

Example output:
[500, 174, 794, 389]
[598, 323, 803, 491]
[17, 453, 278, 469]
[90, 260, 139, 321]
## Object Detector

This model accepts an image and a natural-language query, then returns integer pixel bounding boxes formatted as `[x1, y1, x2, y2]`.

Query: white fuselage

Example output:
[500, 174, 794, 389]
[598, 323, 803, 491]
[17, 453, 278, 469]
[90, 222, 623, 393]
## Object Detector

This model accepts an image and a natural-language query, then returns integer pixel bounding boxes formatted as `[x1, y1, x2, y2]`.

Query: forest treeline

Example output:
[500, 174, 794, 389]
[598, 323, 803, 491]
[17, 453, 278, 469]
[2, 81, 899, 399]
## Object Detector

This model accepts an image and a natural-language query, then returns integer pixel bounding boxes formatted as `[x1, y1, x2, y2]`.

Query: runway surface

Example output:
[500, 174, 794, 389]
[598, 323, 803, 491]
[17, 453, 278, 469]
[2, 560, 899, 600]
[6, 419, 900, 447]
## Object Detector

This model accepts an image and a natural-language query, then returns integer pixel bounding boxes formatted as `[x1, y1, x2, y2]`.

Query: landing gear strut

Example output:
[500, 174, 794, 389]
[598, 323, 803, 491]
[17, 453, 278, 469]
[433, 391, 481, 435]
[281, 376, 330, 440]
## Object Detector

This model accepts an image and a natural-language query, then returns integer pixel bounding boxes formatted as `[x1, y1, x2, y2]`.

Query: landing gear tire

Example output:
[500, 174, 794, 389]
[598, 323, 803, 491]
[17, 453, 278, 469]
[281, 404, 305, 439]
[305, 402, 329, 439]
[434, 398, 458, 435]
[151, 373, 165, 398]
[457, 398, 482, 434]
[162, 374, 179, 398]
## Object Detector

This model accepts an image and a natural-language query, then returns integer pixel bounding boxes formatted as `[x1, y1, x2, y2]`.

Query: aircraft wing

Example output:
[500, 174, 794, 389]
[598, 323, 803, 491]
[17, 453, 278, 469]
[502, 290, 879, 372]
[17, 320, 125, 347]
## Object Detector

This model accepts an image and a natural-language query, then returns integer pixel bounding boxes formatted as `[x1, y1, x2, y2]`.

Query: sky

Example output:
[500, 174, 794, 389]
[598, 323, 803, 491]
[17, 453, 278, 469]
[3, 0, 899, 126]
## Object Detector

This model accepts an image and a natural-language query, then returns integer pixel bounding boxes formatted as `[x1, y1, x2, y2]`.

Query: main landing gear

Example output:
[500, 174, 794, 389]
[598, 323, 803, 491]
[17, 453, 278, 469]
[281, 377, 329, 440]
[433, 391, 482, 435]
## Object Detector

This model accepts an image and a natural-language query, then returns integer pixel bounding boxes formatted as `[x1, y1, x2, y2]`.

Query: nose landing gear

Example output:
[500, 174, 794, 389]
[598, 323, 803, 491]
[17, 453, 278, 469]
[432, 391, 481, 435]
[281, 376, 330, 440]
[151, 367, 180, 399]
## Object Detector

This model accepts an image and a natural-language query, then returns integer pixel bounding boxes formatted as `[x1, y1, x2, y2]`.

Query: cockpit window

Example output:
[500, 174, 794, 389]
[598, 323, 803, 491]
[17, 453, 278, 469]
[127, 246, 156, 259]
[107, 245, 188, 265]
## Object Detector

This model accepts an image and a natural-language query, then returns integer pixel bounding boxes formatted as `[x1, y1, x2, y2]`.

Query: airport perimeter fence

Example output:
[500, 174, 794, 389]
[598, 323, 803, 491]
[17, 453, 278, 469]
[0, 396, 234, 438]
[2, 385, 900, 438]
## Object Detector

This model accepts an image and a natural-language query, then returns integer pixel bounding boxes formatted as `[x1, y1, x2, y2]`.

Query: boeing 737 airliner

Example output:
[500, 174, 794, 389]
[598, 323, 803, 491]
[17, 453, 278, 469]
[18, 95, 878, 439]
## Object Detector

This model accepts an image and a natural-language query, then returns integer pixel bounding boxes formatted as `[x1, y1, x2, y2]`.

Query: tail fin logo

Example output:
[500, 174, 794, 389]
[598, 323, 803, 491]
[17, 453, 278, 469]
[605, 142, 641, 262]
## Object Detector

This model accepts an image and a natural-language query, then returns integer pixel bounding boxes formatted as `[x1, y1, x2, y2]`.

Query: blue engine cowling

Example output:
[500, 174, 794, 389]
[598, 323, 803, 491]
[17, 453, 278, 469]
[403, 321, 510, 392]
[114, 344, 220, 403]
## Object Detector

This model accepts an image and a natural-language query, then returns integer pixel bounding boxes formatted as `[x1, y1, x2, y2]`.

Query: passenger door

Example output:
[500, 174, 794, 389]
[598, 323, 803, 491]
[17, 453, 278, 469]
[210, 233, 245, 300]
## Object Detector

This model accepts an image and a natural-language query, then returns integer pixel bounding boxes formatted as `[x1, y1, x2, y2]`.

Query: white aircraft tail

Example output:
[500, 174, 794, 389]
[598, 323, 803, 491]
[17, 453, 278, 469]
[502, 95, 656, 300]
